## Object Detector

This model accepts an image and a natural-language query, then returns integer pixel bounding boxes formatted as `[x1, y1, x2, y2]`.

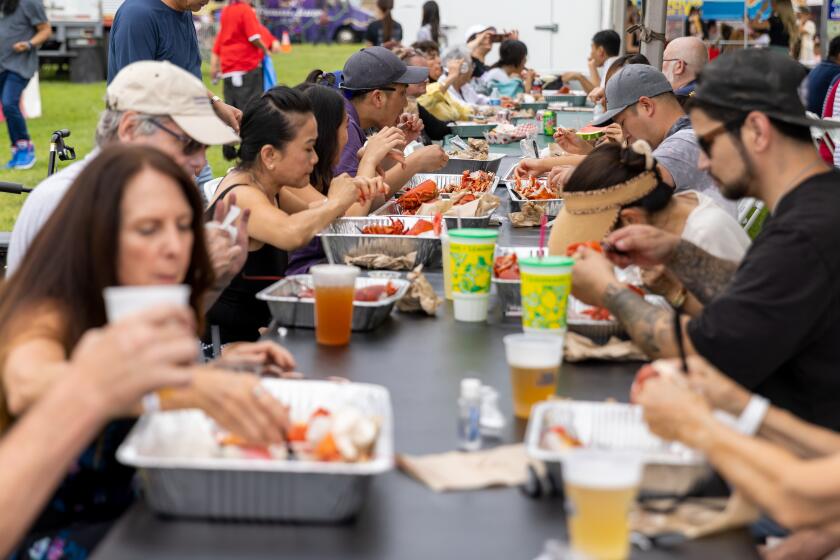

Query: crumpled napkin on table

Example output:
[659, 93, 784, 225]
[395, 265, 442, 316]
[563, 331, 648, 362]
[397, 444, 539, 492]
[344, 252, 416, 271]
[509, 202, 546, 227]
[632, 492, 760, 540]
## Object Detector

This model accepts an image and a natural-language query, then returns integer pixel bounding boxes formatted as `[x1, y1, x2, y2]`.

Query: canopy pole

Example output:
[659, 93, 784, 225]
[641, 0, 667, 69]
[612, 0, 628, 55]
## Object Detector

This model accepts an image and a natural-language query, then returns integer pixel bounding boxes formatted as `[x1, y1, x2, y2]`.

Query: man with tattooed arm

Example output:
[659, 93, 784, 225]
[571, 49, 840, 432]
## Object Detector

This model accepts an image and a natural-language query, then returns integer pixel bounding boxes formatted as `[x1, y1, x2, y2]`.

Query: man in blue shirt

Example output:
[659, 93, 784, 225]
[108, 0, 241, 137]
[806, 36, 840, 115]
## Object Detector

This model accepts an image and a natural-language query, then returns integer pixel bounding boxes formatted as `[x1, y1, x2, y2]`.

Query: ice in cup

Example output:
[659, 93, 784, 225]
[503, 334, 563, 418]
[448, 229, 499, 322]
[103, 285, 192, 323]
[441, 232, 453, 300]
[563, 451, 644, 560]
[311, 264, 360, 346]
[519, 256, 574, 334]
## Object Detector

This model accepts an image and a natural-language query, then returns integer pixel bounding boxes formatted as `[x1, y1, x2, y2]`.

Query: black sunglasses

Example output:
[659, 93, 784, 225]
[148, 119, 207, 156]
[696, 116, 747, 157]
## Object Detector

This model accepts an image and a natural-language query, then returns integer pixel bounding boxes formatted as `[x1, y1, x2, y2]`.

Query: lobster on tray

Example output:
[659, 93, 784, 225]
[396, 180, 438, 211]
[360, 214, 443, 236]
[493, 254, 520, 280]
[514, 176, 560, 200]
[445, 170, 495, 194]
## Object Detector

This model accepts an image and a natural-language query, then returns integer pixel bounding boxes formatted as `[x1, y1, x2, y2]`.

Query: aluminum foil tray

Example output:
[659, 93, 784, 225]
[492, 246, 543, 316]
[117, 379, 394, 522]
[440, 153, 505, 175]
[403, 172, 501, 194]
[318, 216, 444, 270]
[544, 93, 587, 106]
[506, 182, 564, 218]
[372, 200, 494, 230]
[519, 102, 549, 111]
[526, 400, 709, 495]
[256, 275, 410, 331]
[448, 122, 498, 138]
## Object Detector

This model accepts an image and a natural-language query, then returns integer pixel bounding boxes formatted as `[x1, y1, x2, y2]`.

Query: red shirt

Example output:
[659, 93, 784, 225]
[212, 4, 264, 74]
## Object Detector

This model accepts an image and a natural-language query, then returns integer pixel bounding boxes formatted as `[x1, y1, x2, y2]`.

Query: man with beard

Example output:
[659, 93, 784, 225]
[592, 64, 735, 215]
[570, 49, 840, 432]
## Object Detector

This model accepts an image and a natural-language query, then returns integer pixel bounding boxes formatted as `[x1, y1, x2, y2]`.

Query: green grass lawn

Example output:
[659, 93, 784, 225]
[0, 43, 359, 230]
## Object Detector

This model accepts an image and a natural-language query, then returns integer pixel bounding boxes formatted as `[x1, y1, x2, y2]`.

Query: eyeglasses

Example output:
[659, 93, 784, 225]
[662, 58, 686, 65]
[148, 119, 207, 156]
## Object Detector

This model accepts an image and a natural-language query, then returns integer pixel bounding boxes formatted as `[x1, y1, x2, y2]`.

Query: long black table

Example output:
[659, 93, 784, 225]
[91, 159, 759, 560]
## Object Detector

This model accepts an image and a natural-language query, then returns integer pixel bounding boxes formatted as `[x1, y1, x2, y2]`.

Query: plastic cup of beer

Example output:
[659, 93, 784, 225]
[449, 229, 499, 322]
[310, 264, 360, 346]
[441, 232, 454, 300]
[103, 285, 192, 323]
[503, 333, 563, 418]
[563, 451, 644, 560]
[519, 256, 574, 335]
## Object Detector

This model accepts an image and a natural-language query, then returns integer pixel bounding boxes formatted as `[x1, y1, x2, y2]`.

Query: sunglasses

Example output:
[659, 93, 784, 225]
[148, 119, 207, 156]
[696, 117, 746, 156]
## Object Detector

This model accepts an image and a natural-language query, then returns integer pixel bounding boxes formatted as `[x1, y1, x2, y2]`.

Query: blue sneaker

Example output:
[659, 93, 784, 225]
[13, 143, 35, 170]
[4, 146, 18, 169]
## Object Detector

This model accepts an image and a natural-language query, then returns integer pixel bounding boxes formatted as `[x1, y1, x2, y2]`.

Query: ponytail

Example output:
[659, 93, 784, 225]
[378, 0, 395, 41]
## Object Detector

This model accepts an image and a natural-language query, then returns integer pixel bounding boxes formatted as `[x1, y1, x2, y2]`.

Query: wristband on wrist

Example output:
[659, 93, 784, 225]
[736, 394, 770, 436]
[211, 95, 222, 104]
[27, 41, 34, 51]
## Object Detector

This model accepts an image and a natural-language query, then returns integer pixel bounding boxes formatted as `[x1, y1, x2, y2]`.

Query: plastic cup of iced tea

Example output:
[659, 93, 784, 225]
[311, 264, 360, 346]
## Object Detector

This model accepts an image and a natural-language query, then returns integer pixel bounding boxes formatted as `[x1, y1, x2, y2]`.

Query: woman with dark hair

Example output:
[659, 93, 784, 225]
[416, 1, 441, 45]
[0, 144, 296, 557]
[0, 0, 52, 169]
[206, 86, 386, 342]
[365, 0, 403, 47]
[548, 142, 749, 312]
[483, 39, 535, 97]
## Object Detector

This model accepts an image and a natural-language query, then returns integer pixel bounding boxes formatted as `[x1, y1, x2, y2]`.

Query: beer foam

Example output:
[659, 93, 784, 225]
[562, 454, 643, 489]
[310, 265, 360, 287]
[504, 337, 563, 368]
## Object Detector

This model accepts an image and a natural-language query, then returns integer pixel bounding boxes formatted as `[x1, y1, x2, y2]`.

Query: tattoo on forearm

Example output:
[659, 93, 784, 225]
[603, 284, 678, 359]
[667, 241, 739, 304]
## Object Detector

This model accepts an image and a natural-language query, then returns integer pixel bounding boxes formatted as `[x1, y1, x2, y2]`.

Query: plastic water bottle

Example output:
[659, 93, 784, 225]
[480, 385, 506, 439]
[489, 87, 501, 107]
[458, 378, 482, 451]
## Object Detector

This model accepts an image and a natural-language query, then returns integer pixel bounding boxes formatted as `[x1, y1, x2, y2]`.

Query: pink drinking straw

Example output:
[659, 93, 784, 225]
[538, 214, 548, 258]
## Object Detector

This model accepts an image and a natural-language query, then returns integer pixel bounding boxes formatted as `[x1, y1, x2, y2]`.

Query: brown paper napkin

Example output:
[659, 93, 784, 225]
[397, 444, 538, 492]
[632, 492, 760, 540]
[395, 265, 442, 316]
[509, 202, 546, 227]
[564, 331, 648, 362]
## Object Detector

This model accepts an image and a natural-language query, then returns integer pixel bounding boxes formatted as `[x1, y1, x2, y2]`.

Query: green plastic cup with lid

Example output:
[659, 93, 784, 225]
[519, 255, 574, 334]
[448, 228, 499, 322]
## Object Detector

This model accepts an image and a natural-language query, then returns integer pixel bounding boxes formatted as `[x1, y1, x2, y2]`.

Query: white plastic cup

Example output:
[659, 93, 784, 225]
[563, 450, 645, 560]
[449, 229, 498, 322]
[310, 264, 360, 346]
[503, 334, 564, 418]
[103, 285, 192, 323]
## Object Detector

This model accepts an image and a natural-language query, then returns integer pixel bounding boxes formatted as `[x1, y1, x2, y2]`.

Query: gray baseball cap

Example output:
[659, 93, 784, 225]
[592, 64, 673, 126]
[340, 46, 429, 91]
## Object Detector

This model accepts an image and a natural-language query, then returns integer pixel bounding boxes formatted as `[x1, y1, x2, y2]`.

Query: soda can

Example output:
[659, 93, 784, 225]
[497, 108, 511, 123]
[542, 110, 556, 136]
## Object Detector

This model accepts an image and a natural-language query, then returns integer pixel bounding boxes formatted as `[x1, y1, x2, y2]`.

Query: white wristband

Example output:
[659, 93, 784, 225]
[736, 395, 770, 436]
[142, 392, 161, 414]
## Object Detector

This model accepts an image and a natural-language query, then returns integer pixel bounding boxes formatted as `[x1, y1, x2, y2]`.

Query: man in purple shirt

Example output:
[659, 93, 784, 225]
[337, 46, 448, 193]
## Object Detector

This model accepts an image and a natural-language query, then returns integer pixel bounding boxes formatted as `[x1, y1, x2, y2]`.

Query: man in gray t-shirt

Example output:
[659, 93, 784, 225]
[593, 64, 736, 216]
[0, 0, 51, 169]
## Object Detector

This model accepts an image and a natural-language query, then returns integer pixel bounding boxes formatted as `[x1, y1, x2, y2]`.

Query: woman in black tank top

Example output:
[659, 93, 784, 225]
[205, 87, 383, 343]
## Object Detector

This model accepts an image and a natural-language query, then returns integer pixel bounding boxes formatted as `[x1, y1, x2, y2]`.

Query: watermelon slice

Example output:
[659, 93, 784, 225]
[576, 125, 608, 141]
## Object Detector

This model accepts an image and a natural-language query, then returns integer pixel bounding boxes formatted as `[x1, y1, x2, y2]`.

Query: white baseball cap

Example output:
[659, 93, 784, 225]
[465, 24, 495, 43]
[106, 61, 240, 146]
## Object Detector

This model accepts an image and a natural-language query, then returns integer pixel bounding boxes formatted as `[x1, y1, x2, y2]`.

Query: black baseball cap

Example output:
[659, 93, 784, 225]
[340, 47, 429, 91]
[693, 49, 840, 129]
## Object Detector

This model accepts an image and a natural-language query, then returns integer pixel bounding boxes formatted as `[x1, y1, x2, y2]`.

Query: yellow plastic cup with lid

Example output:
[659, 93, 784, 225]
[448, 228, 499, 322]
[519, 255, 574, 334]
